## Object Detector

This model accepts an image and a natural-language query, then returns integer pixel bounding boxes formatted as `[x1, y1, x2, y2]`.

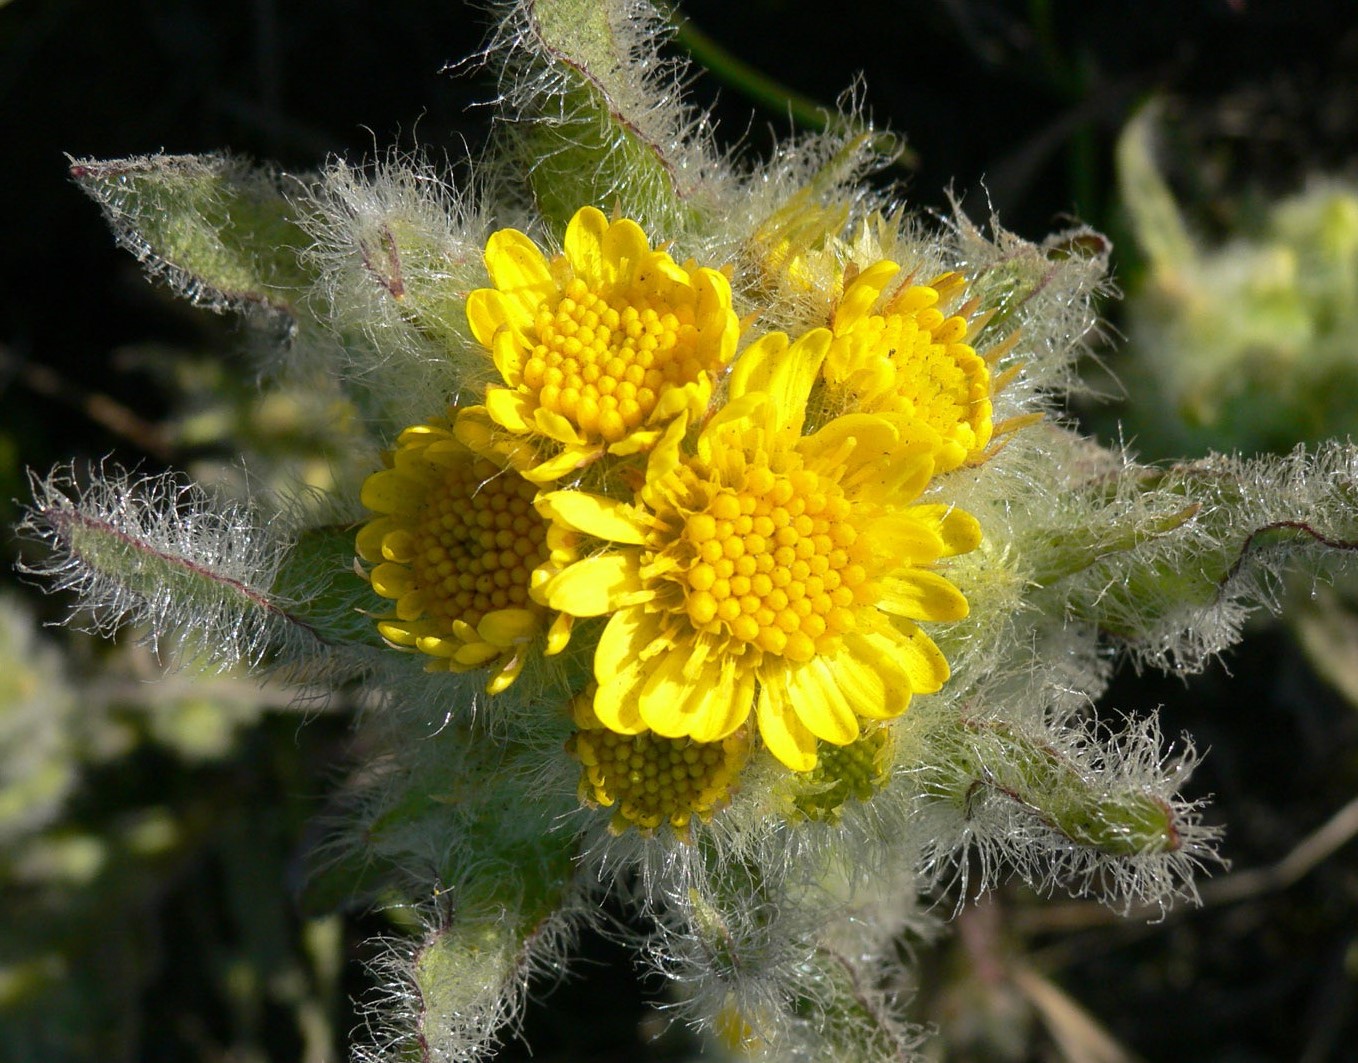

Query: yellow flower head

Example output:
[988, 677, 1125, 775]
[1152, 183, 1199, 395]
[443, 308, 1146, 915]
[568, 685, 749, 836]
[357, 413, 570, 693]
[826, 261, 993, 473]
[466, 205, 741, 483]
[536, 328, 981, 771]
[786, 725, 894, 822]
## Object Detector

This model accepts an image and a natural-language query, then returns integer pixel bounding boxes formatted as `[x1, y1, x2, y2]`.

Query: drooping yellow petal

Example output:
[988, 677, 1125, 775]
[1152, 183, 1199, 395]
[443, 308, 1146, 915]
[360, 470, 423, 515]
[799, 413, 899, 477]
[355, 515, 398, 562]
[595, 606, 662, 682]
[376, 620, 419, 647]
[828, 632, 909, 720]
[728, 328, 830, 439]
[466, 288, 516, 348]
[533, 405, 586, 446]
[545, 612, 574, 656]
[594, 658, 650, 735]
[453, 641, 503, 667]
[371, 562, 416, 600]
[687, 658, 756, 743]
[887, 620, 951, 694]
[840, 441, 934, 503]
[491, 328, 524, 386]
[859, 514, 947, 565]
[486, 651, 528, 695]
[476, 608, 540, 646]
[638, 650, 706, 738]
[523, 444, 601, 485]
[694, 268, 740, 366]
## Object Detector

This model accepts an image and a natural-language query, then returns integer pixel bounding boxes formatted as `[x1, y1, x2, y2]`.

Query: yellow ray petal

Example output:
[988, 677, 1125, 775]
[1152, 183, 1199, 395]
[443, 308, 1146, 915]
[545, 612, 574, 656]
[728, 328, 830, 438]
[689, 658, 756, 742]
[370, 562, 415, 600]
[484, 228, 555, 320]
[860, 514, 946, 565]
[841, 441, 934, 503]
[524, 443, 602, 485]
[600, 217, 650, 286]
[544, 551, 647, 616]
[486, 651, 528, 695]
[836, 630, 913, 719]
[593, 674, 647, 734]
[491, 329, 525, 386]
[755, 679, 818, 772]
[533, 405, 586, 446]
[466, 288, 516, 348]
[356, 515, 399, 562]
[476, 608, 540, 647]
[638, 650, 704, 738]
[835, 260, 901, 332]
[909, 504, 983, 556]
[453, 641, 502, 667]
[784, 658, 860, 745]
[878, 570, 969, 622]
[595, 606, 663, 683]
[536, 490, 650, 544]
[799, 413, 898, 474]
[376, 620, 419, 647]
[485, 386, 535, 434]
[360, 469, 423, 515]
[563, 205, 609, 285]
[886, 620, 950, 694]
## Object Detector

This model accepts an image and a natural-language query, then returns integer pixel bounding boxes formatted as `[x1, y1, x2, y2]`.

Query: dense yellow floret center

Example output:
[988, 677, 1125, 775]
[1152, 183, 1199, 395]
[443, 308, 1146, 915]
[523, 277, 703, 444]
[675, 464, 874, 663]
[409, 457, 547, 626]
[572, 726, 739, 831]
[868, 312, 968, 403]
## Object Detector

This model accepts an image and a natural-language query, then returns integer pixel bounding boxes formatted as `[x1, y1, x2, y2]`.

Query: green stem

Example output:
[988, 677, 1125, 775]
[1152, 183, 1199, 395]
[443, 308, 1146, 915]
[668, 10, 918, 170]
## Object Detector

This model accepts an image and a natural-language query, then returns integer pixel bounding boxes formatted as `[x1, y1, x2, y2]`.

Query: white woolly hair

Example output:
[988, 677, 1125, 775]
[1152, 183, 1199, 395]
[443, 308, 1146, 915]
[905, 701, 1222, 916]
[627, 828, 927, 1061]
[16, 462, 386, 685]
[351, 892, 586, 1063]
[479, 0, 731, 233]
[18, 462, 293, 668]
[297, 149, 496, 429]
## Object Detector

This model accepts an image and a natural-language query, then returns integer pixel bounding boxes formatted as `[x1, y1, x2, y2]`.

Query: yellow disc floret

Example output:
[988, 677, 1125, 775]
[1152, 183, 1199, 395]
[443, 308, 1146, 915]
[827, 262, 993, 473]
[677, 467, 872, 662]
[569, 686, 749, 836]
[536, 327, 982, 772]
[523, 277, 705, 444]
[465, 205, 741, 483]
[787, 726, 895, 822]
[358, 412, 570, 693]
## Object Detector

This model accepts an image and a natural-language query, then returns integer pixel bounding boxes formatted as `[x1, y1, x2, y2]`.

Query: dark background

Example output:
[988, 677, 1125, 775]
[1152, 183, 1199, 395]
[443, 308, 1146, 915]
[4, 1, 1358, 1060]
